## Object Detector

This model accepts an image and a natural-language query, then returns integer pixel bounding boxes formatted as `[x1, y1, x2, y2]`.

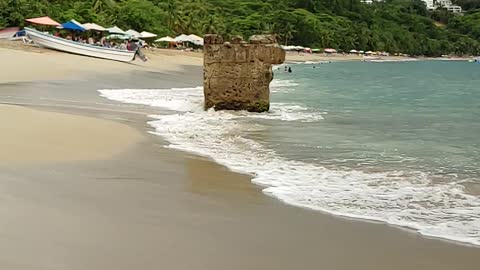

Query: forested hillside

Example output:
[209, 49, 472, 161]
[1, 0, 479, 56]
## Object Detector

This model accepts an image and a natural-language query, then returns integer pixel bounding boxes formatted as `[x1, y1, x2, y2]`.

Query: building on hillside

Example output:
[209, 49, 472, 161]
[360, 0, 462, 13]
[435, 0, 463, 13]
[360, 0, 383, 4]
[446, 5, 462, 12]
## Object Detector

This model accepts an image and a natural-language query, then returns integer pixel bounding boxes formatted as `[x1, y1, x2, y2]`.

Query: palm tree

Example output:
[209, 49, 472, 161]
[283, 24, 295, 46]
[163, 0, 186, 33]
[92, 0, 116, 12]
[203, 15, 218, 34]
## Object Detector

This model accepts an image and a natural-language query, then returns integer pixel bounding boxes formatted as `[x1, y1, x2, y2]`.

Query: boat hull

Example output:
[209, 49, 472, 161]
[25, 27, 135, 62]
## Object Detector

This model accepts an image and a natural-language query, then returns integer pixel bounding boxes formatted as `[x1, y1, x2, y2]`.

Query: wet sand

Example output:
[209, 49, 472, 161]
[0, 104, 142, 165]
[0, 48, 479, 269]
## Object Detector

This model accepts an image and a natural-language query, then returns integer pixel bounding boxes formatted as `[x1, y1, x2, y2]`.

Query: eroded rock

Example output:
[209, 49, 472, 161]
[203, 34, 285, 112]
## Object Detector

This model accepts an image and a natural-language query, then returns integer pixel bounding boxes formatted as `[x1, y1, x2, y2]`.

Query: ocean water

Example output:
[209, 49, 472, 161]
[99, 61, 480, 246]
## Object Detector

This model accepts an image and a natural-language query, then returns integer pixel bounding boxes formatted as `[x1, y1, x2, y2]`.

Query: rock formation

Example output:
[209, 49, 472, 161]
[203, 34, 285, 112]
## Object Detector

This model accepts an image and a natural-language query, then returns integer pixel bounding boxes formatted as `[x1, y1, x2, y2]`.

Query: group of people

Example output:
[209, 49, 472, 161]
[60, 33, 145, 52]
[57, 32, 147, 61]
[283, 66, 292, 73]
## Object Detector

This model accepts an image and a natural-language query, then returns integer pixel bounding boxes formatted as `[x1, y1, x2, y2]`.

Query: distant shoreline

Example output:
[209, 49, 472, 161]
[283, 52, 473, 64]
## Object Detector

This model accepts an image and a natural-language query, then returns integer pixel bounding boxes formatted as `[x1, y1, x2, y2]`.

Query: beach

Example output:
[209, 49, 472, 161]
[1, 42, 479, 270]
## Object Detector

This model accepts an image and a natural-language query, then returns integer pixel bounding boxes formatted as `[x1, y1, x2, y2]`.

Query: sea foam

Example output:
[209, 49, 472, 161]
[99, 80, 480, 247]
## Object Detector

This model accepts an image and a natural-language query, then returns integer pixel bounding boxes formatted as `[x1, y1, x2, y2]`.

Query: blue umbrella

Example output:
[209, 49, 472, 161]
[60, 19, 85, 31]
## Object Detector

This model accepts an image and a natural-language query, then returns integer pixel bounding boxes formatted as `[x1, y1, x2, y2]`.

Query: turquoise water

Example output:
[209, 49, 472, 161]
[99, 60, 480, 246]
[271, 61, 480, 186]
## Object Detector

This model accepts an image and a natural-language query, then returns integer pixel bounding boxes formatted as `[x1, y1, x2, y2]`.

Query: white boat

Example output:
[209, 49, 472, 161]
[25, 27, 135, 62]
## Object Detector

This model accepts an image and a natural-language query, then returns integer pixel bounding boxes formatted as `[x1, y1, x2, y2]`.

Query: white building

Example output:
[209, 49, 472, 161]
[360, 0, 383, 4]
[436, 0, 453, 6]
[423, 0, 436, 10]
[446, 5, 462, 13]
[420, 0, 463, 13]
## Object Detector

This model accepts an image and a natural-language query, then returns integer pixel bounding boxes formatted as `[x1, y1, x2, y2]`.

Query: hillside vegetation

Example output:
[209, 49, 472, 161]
[0, 0, 479, 56]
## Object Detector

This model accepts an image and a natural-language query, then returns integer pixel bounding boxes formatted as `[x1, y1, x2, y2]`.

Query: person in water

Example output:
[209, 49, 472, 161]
[288, 67, 292, 73]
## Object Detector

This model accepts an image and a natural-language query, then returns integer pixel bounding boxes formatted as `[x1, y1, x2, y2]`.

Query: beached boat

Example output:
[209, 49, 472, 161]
[24, 27, 135, 62]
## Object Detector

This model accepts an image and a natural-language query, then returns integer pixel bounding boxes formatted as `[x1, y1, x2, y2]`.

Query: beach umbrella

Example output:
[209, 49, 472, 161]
[365, 50, 374, 55]
[126, 29, 141, 38]
[25, 16, 61, 26]
[59, 19, 85, 31]
[324, 48, 337, 53]
[358, 50, 365, 54]
[154, 36, 175, 42]
[349, 49, 358, 53]
[140, 31, 157, 39]
[106, 26, 126, 35]
[0, 27, 20, 39]
[106, 34, 130, 40]
[82, 23, 106, 32]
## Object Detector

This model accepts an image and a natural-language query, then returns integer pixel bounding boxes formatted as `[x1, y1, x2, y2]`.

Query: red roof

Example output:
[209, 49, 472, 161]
[25, 16, 61, 26]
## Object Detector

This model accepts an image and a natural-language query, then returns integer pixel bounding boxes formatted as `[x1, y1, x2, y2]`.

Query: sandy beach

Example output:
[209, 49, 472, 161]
[1, 41, 479, 270]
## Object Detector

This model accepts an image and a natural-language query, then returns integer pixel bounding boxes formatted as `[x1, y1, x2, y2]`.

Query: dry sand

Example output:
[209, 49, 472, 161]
[0, 40, 202, 83]
[0, 104, 143, 165]
[0, 40, 479, 270]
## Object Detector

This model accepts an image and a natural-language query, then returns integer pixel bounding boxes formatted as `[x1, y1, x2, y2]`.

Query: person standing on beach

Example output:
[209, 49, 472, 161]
[128, 39, 148, 62]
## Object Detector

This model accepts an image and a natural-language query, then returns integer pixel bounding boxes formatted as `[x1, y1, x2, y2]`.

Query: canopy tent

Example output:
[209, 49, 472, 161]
[174, 34, 204, 46]
[187, 34, 203, 45]
[25, 16, 60, 26]
[82, 23, 106, 31]
[154, 36, 175, 42]
[174, 34, 190, 42]
[126, 29, 141, 38]
[140, 31, 157, 38]
[106, 26, 126, 35]
[324, 48, 337, 53]
[59, 19, 85, 31]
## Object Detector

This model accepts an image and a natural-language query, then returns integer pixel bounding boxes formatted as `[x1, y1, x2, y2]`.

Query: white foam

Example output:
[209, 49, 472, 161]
[99, 84, 480, 247]
[270, 79, 298, 93]
[366, 59, 419, 63]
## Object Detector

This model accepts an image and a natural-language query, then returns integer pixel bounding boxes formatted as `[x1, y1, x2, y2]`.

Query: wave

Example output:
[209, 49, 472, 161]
[98, 82, 480, 247]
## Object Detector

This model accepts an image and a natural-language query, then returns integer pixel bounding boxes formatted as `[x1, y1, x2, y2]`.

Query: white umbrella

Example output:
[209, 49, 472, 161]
[140, 31, 157, 38]
[324, 48, 337, 53]
[106, 26, 126, 35]
[349, 49, 358, 53]
[155, 36, 175, 42]
[82, 23, 106, 31]
[126, 29, 141, 38]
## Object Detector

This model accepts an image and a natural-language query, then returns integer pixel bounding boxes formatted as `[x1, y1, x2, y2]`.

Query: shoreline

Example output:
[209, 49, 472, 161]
[1, 45, 480, 269]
